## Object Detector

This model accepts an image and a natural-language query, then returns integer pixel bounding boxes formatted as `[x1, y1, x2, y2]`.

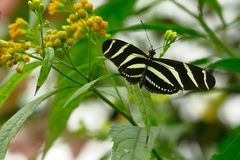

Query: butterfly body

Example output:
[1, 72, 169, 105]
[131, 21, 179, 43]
[102, 39, 215, 94]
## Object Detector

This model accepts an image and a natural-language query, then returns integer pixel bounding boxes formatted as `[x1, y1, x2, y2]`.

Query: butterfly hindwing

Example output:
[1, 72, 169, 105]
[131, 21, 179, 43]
[152, 58, 215, 91]
[144, 59, 180, 94]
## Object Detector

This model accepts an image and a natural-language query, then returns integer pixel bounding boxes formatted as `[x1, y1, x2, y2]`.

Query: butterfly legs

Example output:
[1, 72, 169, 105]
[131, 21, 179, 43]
[139, 67, 147, 89]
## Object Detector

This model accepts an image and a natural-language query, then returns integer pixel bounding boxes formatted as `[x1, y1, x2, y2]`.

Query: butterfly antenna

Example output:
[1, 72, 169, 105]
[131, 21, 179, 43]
[154, 37, 183, 51]
[140, 20, 153, 50]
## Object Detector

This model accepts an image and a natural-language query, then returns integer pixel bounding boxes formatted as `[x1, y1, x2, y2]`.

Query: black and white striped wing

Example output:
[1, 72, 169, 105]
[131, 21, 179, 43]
[144, 58, 215, 94]
[102, 39, 147, 84]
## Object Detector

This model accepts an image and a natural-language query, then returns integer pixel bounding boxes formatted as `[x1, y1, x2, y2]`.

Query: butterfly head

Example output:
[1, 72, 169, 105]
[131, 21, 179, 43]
[148, 45, 156, 58]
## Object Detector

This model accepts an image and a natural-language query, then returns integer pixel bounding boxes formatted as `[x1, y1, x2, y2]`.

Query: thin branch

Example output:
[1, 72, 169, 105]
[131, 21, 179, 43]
[52, 66, 83, 86]
[52, 65, 137, 126]
[62, 47, 90, 81]
[171, 0, 235, 57]
[198, 16, 235, 57]
[171, 0, 198, 19]
[92, 88, 137, 126]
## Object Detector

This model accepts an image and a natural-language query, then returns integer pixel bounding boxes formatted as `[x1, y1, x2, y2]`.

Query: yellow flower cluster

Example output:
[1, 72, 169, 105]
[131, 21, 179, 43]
[44, 29, 73, 47]
[8, 18, 29, 40]
[86, 16, 108, 36]
[1, 18, 31, 72]
[64, 0, 108, 40]
[48, 0, 66, 15]
[0, 0, 109, 73]
[28, 0, 44, 12]
[47, 0, 108, 44]
[0, 40, 30, 72]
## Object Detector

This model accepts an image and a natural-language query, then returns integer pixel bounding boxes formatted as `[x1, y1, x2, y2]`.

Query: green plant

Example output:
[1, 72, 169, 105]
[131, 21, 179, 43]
[0, 0, 240, 160]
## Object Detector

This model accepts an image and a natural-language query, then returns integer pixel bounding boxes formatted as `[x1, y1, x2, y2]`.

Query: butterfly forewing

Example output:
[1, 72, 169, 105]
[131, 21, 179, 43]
[102, 39, 147, 84]
[102, 39, 215, 94]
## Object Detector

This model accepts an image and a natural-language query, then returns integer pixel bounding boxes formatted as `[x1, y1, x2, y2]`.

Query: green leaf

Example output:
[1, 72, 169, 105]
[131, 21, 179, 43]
[206, 0, 225, 26]
[43, 74, 117, 158]
[0, 62, 40, 109]
[211, 133, 240, 160]
[109, 23, 205, 38]
[198, 0, 206, 13]
[110, 124, 160, 160]
[68, 39, 106, 80]
[153, 124, 191, 159]
[208, 58, 240, 73]
[64, 73, 118, 107]
[0, 87, 69, 160]
[133, 1, 162, 15]
[128, 85, 152, 140]
[36, 47, 55, 94]
[42, 87, 88, 159]
[95, 0, 137, 31]
[190, 57, 211, 65]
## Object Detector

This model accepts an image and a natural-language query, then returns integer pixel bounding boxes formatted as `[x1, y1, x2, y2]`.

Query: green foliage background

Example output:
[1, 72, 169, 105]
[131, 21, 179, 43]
[1, 0, 240, 160]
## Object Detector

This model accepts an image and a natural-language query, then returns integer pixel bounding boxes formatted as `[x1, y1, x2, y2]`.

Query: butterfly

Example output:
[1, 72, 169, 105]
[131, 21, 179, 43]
[102, 39, 215, 94]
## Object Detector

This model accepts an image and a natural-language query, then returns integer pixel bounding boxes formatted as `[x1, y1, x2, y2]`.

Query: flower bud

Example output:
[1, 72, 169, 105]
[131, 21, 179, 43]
[85, 3, 93, 12]
[66, 38, 74, 46]
[73, 30, 81, 39]
[164, 30, 177, 44]
[78, 9, 87, 18]
[6, 61, 14, 67]
[74, 3, 82, 10]
[7, 48, 15, 54]
[33, 0, 41, 6]
[69, 14, 78, 21]
[164, 30, 172, 42]
[57, 31, 68, 40]
[16, 61, 26, 73]
[13, 53, 20, 60]
[98, 30, 106, 36]
[50, 35, 57, 41]
[95, 16, 102, 24]
[46, 41, 53, 47]
[22, 42, 30, 50]
[101, 21, 108, 28]
[44, 20, 50, 27]
[23, 55, 30, 62]
[28, 1, 35, 10]
[170, 31, 177, 43]
[87, 19, 94, 27]
[80, 0, 88, 5]
[39, 3, 44, 11]
[0, 55, 9, 63]
[53, 38, 62, 47]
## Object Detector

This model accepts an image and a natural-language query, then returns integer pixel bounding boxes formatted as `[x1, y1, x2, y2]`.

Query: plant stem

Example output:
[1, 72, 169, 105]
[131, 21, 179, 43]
[32, 52, 157, 159]
[27, 54, 43, 61]
[52, 66, 84, 86]
[52, 55, 136, 125]
[92, 88, 137, 126]
[197, 16, 235, 57]
[62, 47, 90, 81]
[171, 0, 198, 19]
[52, 63, 136, 125]
[62, 47, 135, 124]
[54, 57, 88, 80]
[88, 32, 92, 79]
[171, 0, 235, 57]
[153, 149, 162, 160]
[36, 11, 45, 57]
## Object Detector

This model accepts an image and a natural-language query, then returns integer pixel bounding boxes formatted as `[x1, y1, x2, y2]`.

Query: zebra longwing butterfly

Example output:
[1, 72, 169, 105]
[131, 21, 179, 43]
[102, 39, 215, 94]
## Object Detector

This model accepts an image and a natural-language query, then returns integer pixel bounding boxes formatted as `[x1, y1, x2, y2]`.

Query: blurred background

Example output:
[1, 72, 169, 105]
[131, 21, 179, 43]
[0, 0, 240, 160]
